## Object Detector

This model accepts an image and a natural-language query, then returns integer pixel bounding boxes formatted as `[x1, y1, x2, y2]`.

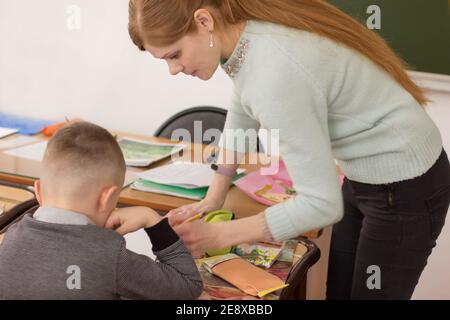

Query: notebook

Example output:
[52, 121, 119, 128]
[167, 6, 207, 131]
[0, 135, 38, 150]
[3, 141, 47, 162]
[0, 127, 18, 139]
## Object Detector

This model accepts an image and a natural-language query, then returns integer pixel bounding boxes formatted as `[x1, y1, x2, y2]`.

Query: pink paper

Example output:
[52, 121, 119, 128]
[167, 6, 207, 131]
[235, 160, 345, 206]
[235, 160, 292, 206]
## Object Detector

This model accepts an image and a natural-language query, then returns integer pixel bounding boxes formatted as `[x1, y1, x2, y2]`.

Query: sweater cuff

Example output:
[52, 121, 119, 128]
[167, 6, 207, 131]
[144, 218, 179, 252]
[265, 203, 300, 241]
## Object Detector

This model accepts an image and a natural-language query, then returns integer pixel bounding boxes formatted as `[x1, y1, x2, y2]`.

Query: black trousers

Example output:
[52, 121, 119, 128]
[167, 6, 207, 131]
[326, 149, 450, 299]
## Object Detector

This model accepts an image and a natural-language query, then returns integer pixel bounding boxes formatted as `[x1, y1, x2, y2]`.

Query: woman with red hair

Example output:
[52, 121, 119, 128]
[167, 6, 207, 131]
[128, 0, 449, 299]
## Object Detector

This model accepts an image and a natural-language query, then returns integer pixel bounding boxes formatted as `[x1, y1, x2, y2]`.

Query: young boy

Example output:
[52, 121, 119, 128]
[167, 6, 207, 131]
[0, 122, 203, 299]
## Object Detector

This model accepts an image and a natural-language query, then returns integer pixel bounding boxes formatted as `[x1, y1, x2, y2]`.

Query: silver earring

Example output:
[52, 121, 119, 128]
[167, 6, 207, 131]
[209, 32, 214, 48]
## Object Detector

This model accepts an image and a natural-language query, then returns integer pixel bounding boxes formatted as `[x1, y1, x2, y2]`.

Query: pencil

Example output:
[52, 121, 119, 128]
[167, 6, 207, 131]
[182, 213, 204, 225]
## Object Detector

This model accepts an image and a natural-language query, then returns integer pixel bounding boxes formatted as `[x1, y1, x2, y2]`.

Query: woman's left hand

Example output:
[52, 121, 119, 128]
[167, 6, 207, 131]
[173, 221, 222, 258]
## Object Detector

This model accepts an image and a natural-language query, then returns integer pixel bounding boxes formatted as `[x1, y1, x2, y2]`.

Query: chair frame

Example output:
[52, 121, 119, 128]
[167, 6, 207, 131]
[0, 181, 37, 234]
[155, 106, 264, 153]
[279, 237, 321, 300]
[154, 106, 228, 138]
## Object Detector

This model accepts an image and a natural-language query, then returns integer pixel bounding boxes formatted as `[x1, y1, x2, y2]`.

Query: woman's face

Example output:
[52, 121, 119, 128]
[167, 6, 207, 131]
[145, 27, 223, 81]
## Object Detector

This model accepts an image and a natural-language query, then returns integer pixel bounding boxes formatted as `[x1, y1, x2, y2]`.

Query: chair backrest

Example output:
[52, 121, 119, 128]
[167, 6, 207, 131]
[154, 106, 228, 146]
[279, 237, 321, 300]
[0, 181, 37, 234]
[155, 106, 264, 154]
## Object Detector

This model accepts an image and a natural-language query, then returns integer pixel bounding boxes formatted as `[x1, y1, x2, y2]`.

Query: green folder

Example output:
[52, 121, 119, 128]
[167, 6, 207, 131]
[132, 179, 208, 200]
[132, 173, 246, 201]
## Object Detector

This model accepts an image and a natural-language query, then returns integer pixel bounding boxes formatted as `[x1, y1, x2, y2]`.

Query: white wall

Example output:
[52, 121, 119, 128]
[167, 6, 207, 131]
[0, 0, 232, 135]
[1, 1, 449, 299]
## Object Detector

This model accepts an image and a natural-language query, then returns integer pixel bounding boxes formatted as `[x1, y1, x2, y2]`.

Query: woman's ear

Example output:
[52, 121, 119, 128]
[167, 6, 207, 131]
[34, 180, 43, 207]
[194, 8, 215, 31]
[97, 185, 119, 215]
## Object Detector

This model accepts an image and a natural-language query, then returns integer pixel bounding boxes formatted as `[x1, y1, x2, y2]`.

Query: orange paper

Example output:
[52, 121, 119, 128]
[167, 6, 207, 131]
[203, 254, 288, 297]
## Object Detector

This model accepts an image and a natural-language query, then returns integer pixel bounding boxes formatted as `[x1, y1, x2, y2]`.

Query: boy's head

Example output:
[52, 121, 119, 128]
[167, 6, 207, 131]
[35, 122, 126, 226]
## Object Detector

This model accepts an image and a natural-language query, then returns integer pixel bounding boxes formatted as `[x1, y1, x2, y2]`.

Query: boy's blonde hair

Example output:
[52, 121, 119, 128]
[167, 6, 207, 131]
[41, 122, 126, 200]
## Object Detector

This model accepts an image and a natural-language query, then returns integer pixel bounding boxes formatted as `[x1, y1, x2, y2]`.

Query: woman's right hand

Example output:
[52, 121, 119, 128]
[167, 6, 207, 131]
[166, 197, 224, 227]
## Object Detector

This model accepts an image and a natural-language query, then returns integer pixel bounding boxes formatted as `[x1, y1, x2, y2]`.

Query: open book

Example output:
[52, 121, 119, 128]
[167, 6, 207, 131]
[232, 242, 286, 269]
[118, 137, 184, 167]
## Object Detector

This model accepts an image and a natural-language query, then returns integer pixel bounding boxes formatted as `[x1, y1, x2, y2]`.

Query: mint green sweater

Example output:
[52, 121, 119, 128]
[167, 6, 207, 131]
[220, 21, 443, 241]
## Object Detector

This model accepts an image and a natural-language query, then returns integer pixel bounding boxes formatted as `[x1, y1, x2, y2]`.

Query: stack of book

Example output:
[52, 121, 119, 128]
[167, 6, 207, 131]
[196, 240, 301, 300]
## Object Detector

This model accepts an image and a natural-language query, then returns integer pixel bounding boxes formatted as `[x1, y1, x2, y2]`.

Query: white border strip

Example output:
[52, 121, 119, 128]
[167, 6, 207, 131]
[408, 71, 450, 93]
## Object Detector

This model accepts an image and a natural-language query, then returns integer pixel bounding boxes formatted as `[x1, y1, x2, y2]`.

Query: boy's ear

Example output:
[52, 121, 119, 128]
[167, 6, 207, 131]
[97, 185, 119, 214]
[34, 180, 43, 207]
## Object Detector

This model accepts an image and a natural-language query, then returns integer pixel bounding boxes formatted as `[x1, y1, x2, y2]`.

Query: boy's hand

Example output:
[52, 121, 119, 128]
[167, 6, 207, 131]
[105, 207, 163, 235]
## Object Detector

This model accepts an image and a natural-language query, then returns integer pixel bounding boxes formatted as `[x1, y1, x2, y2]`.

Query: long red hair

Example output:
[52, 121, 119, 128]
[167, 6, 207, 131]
[129, 0, 429, 105]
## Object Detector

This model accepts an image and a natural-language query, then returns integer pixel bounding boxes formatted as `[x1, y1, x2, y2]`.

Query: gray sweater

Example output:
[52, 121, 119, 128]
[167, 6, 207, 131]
[0, 207, 203, 300]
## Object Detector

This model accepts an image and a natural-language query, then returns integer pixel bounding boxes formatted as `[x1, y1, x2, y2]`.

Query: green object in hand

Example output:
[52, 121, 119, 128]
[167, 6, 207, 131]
[204, 210, 235, 257]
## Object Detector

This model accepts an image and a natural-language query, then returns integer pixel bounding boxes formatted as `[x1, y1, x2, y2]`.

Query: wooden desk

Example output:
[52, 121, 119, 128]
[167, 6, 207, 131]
[0, 133, 321, 238]
[0, 185, 35, 212]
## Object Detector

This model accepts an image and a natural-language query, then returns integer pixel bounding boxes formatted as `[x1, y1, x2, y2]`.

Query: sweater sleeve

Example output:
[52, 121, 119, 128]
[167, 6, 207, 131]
[116, 219, 203, 300]
[250, 57, 344, 241]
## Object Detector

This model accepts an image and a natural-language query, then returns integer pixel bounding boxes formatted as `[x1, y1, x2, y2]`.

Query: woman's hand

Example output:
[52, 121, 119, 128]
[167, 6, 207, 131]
[166, 197, 224, 227]
[105, 206, 163, 236]
[173, 220, 223, 258]
[173, 212, 272, 258]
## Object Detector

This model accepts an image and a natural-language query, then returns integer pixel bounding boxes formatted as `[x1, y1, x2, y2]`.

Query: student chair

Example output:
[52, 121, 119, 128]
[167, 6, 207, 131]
[155, 106, 263, 153]
[0, 181, 37, 234]
[154, 106, 228, 146]
[279, 237, 321, 300]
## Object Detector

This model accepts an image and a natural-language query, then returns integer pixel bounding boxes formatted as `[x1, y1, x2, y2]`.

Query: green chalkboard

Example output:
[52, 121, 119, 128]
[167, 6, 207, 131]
[328, 0, 450, 75]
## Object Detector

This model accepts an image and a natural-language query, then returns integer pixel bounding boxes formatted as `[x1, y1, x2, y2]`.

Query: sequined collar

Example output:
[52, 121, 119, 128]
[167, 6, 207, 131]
[221, 31, 250, 79]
